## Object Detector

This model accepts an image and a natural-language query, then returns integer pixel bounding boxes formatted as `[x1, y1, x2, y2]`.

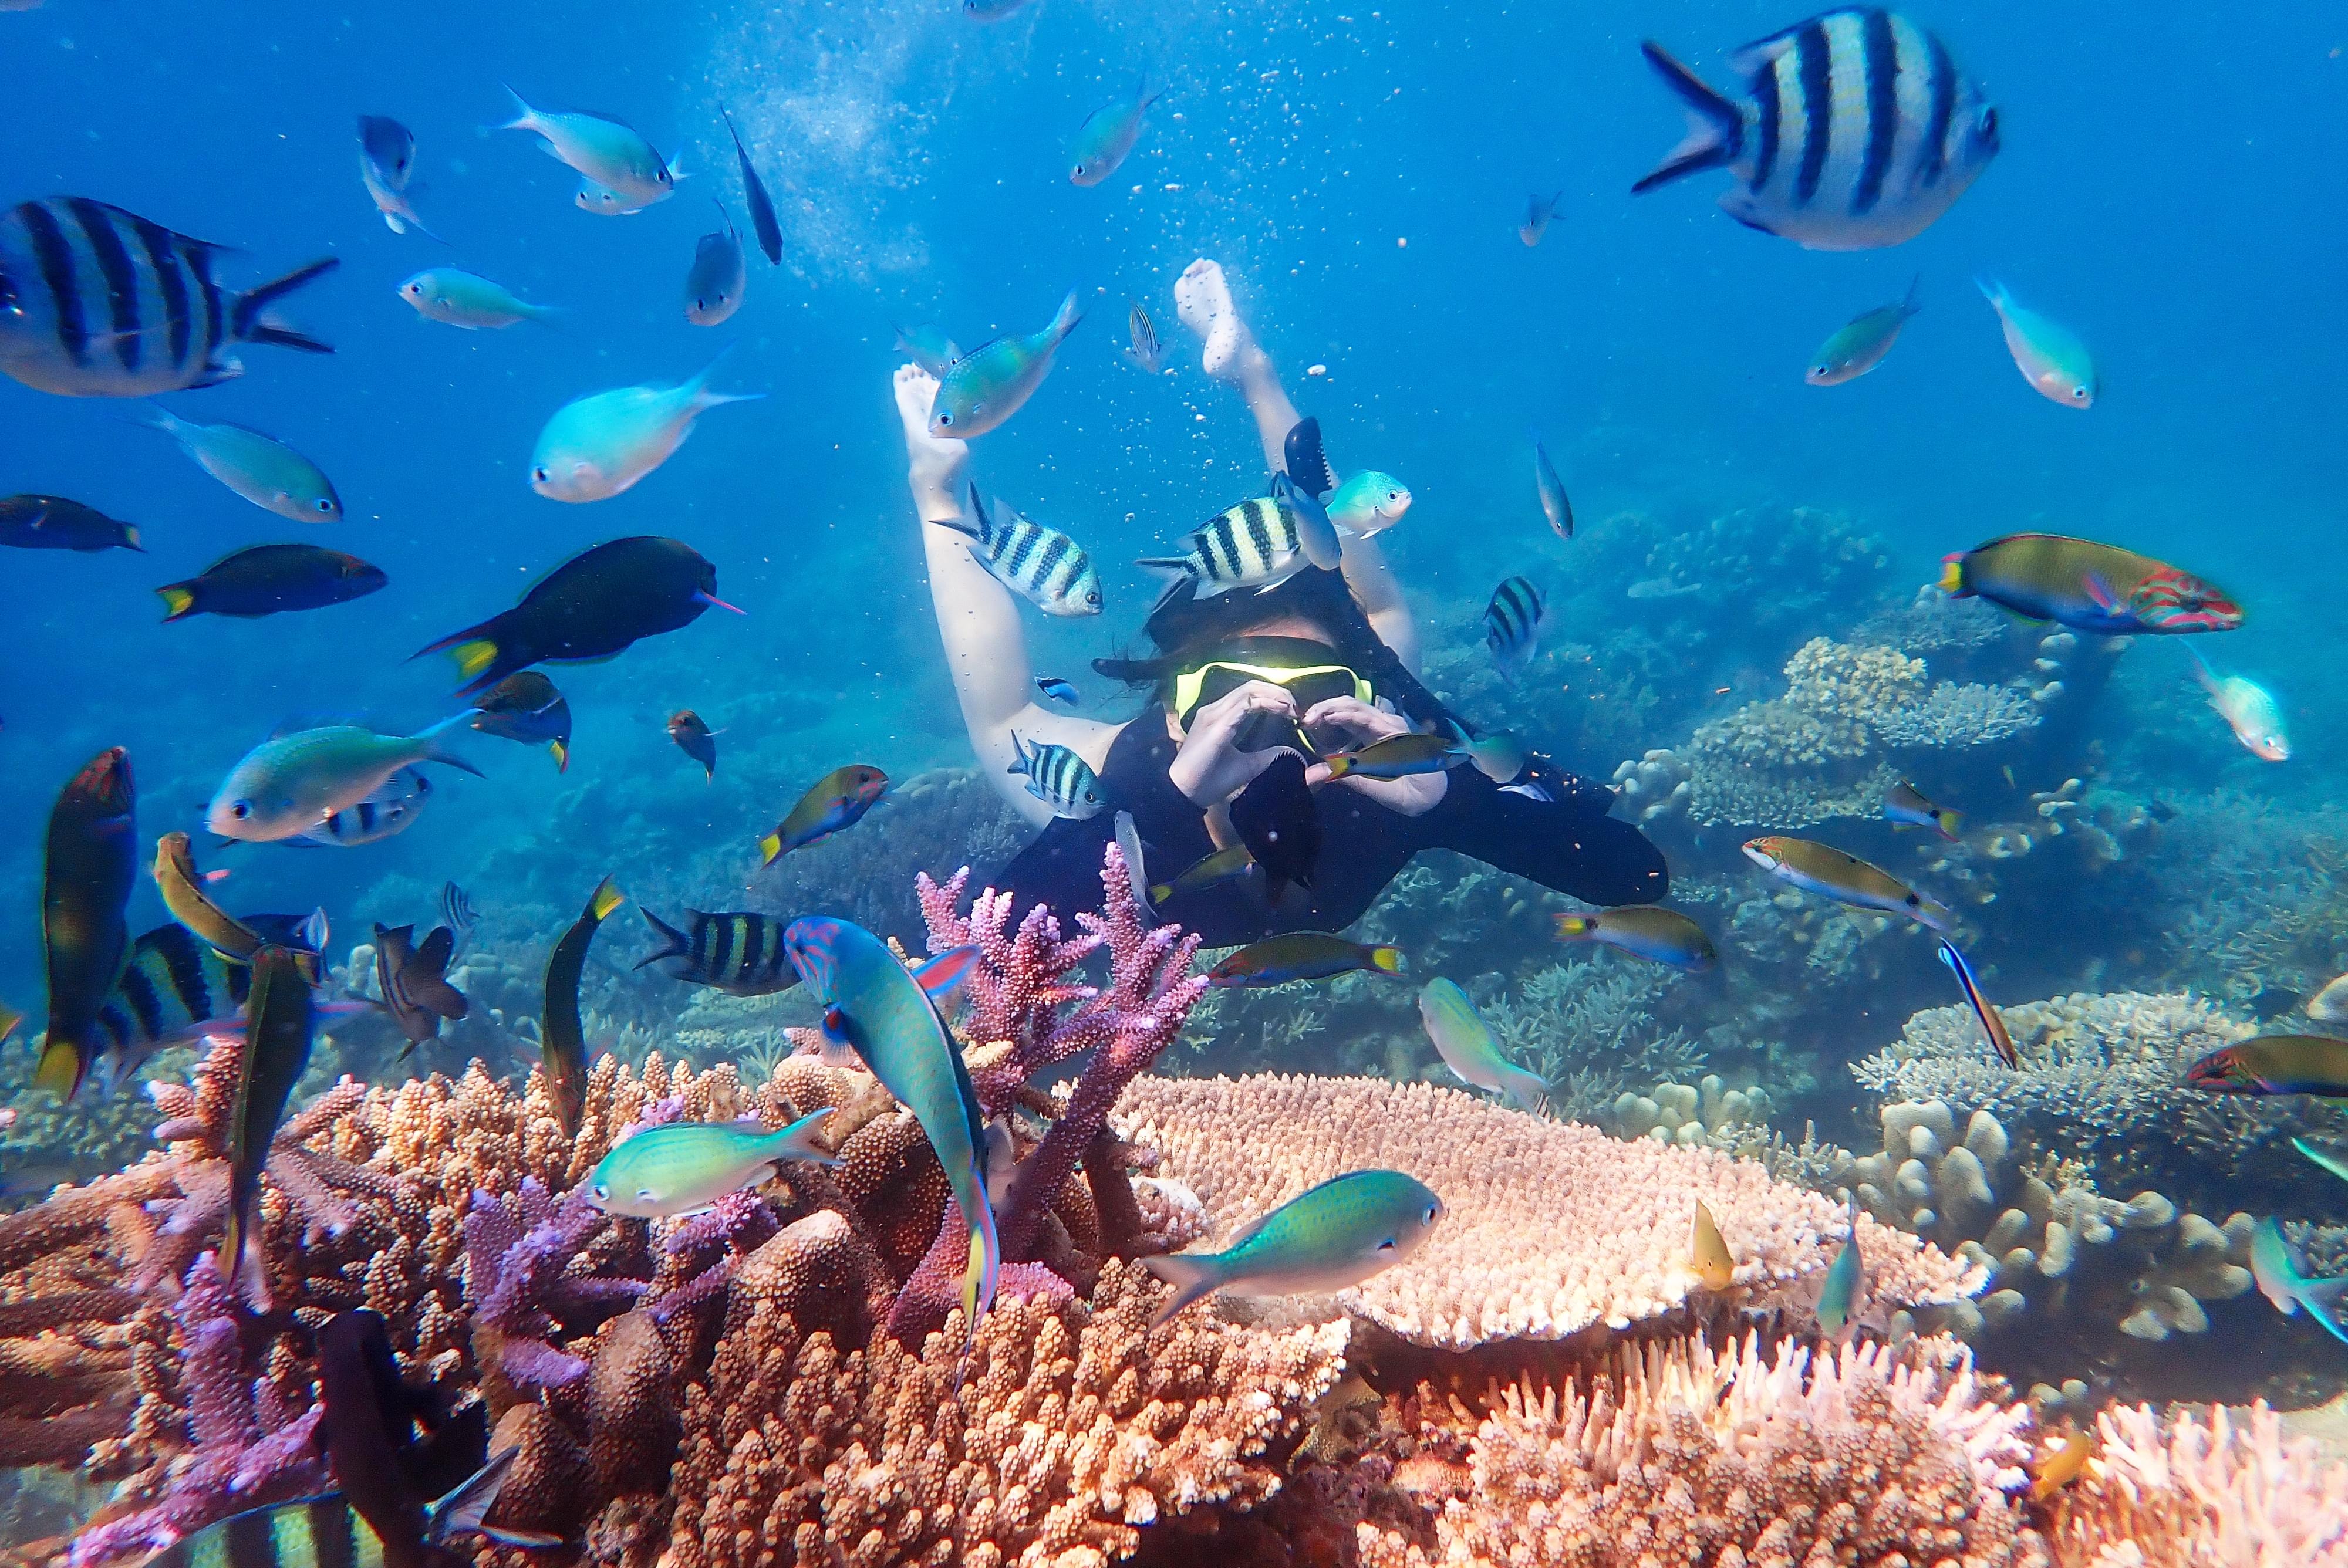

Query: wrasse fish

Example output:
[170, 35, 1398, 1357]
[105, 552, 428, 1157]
[1979, 278, 2094, 408]
[467, 671, 573, 770]
[1209, 934, 1406, 989]
[1939, 533, 2242, 637]
[0, 494, 141, 552]
[1935, 939, 2016, 1069]
[541, 876, 623, 1135]
[2185, 1035, 2348, 1099]
[36, 748, 137, 1100]
[1884, 779, 1962, 839]
[1417, 978, 1547, 1113]
[1742, 835, 1954, 931]
[758, 765, 891, 864]
[667, 709, 717, 778]
[222, 945, 315, 1305]
[157, 544, 385, 621]
[1553, 905, 1718, 972]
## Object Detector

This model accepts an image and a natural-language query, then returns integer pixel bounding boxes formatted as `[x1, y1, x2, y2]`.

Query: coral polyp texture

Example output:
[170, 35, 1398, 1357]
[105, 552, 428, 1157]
[1114, 1072, 1980, 1346]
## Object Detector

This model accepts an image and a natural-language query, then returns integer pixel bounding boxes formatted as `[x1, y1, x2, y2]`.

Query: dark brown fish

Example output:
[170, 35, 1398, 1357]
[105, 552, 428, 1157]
[667, 709, 716, 779]
[223, 944, 315, 1305]
[37, 748, 137, 1099]
[541, 877, 623, 1135]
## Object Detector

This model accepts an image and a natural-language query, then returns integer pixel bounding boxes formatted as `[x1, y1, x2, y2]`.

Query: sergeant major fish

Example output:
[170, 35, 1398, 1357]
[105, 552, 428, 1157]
[87, 924, 251, 1094]
[298, 766, 435, 847]
[637, 908, 799, 996]
[1138, 496, 1313, 604]
[0, 197, 337, 397]
[1007, 734, 1106, 819]
[1142, 1170, 1443, 1323]
[493, 86, 677, 211]
[531, 355, 763, 502]
[935, 484, 1102, 617]
[143, 409, 342, 522]
[1485, 575, 1547, 677]
[1631, 10, 1999, 251]
[928, 290, 1082, 437]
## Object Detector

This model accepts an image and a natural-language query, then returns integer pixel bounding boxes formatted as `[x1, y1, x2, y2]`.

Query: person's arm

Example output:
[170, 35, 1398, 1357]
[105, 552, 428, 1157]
[894, 366, 1116, 828]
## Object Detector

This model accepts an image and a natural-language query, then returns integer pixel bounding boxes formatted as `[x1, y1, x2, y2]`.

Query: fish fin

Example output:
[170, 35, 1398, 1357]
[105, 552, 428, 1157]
[426, 1445, 549, 1547]
[416, 712, 487, 777]
[2081, 571, 2121, 613]
[549, 738, 570, 772]
[1974, 276, 2011, 314]
[634, 908, 692, 969]
[962, 1180, 1000, 1344]
[2186, 646, 2221, 695]
[1147, 883, 1173, 905]
[1134, 555, 1197, 577]
[2300, 1275, 2348, 1347]
[1936, 553, 1968, 596]
[231, 257, 340, 351]
[1899, 272, 1924, 317]
[767, 1108, 841, 1167]
[120, 526, 144, 552]
[32, 1038, 85, 1101]
[1935, 809, 1964, 840]
[755, 830, 785, 866]
[1047, 289, 1084, 343]
[585, 876, 625, 922]
[156, 584, 197, 622]
[1630, 42, 1745, 194]
[1138, 1252, 1222, 1325]
[489, 85, 539, 134]
[403, 928, 468, 1020]
[815, 1033, 863, 1071]
[912, 945, 983, 1006]
[1369, 947, 1408, 976]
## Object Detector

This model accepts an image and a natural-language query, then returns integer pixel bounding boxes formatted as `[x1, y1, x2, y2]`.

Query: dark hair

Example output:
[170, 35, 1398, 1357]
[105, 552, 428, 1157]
[1092, 566, 1452, 728]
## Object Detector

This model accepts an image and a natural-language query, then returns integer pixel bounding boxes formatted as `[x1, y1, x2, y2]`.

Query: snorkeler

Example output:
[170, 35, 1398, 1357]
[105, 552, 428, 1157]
[895, 258, 1666, 946]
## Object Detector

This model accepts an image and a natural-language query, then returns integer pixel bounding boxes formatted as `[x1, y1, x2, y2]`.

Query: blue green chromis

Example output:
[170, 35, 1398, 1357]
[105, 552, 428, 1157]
[586, 1113, 836, 1218]
[1416, 979, 1547, 1113]
[1142, 1169, 1444, 1324]
[1816, 1192, 1867, 1339]
[928, 291, 1082, 438]
[2250, 1218, 2348, 1345]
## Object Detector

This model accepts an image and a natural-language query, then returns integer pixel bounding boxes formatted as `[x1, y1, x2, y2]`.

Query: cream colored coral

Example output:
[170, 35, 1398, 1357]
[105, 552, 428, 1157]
[2049, 1402, 2348, 1566]
[1116, 1073, 1978, 1347]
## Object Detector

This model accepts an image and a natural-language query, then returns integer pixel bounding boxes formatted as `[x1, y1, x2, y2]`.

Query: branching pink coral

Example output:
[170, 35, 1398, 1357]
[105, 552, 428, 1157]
[66, 1255, 326, 1567]
[463, 1178, 644, 1397]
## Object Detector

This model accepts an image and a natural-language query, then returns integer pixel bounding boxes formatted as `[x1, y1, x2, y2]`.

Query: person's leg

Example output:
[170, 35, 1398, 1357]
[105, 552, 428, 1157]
[1173, 259, 1420, 671]
[895, 366, 1117, 826]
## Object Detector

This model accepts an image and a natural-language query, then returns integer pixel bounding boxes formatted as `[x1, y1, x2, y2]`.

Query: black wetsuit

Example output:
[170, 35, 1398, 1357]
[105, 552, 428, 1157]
[998, 717, 1669, 946]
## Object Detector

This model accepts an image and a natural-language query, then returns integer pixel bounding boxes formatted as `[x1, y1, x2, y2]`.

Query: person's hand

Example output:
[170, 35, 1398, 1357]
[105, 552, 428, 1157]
[1169, 681, 1304, 807]
[1301, 697, 1448, 816]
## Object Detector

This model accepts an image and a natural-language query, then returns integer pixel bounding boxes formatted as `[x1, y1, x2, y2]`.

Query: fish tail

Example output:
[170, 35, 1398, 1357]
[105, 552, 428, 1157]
[1554, 914, 1595, 941]
[1937, 552, 1968, 596]
[683, 350, 763, 411]
[1138, 1252, 1222, 1326]
[231, 257, 340, 353]
[412, 616, 515, 691]
[1932, 808, 1965, 840]
[120, 526, 144, 552]
[1630, 42, 1744, 194]
[1148, 883, 1173, 905]
[2187, 646, 2222, 695]
[962, 1177, 1001, 1344]
[548, 738, 570, 773]
[1913, 894, 1956, 934]
[156, 584, 197, 622]
[416, 712, 487, 778]
[585, 875, 626, 923]
[1369, 946, 1407, 976]
[634, 907, 691, 969]
[1974, 276, 2010, 313]
[490, 85, 538, 134]
[32, 1036, 85, 1100]
[2300, 1275, 2348, 1347]
[1899, 273, 1924, 316]
[756, 830, 785, 866]
[768, 1108, 841, 1168]
[1047, 289, 1084, 344]
[1503, 1067, 1551, 1117]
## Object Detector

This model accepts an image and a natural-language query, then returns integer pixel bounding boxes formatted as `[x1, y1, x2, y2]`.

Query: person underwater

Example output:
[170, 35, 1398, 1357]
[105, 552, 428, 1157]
[894, 258, 1668, 947]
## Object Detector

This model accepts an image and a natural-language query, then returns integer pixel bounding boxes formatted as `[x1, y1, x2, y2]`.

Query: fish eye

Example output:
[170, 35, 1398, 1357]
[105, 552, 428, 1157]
[314, 498, 335, 513]
[2180, 593, 2204, 610]
[1424, 1204, 1439, 1222]
[532, 466, 551, 484]
[936, 411, 954, 427]
[592, 1183, 609, 1201]
[2070, 386, 2089, 401]
[230, 800, 251, 819]
[1978, 107, 1999, 140]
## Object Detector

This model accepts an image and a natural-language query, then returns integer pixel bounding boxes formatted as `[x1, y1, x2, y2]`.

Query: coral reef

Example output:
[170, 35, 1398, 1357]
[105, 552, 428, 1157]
[1114, 1073, 1979, 1347]
[2047, 1401, 2348, 1566]
[1610, 1073, 1775, 1148]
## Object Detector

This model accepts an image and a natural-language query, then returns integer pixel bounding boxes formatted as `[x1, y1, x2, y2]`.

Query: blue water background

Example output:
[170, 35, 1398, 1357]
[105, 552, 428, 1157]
[1, 0, 2341, 1003]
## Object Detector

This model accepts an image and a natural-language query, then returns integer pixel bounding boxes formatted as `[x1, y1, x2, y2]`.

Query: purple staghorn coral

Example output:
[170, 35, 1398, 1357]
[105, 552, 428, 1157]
[462, 1177, 645, 1395]
[67, 1254, 326, 1567]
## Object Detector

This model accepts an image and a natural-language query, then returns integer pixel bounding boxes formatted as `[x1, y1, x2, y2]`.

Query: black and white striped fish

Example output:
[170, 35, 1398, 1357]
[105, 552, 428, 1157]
[1138, 496, 1312, 605]
[0, 198, 339, 397]
[440, 880, 480, 937]
[636, 907, 799, 996]
[1008, 733, 1107, 820]
[1484, 575, 1548, 677]
[1632, 10, 1999, 251]
[89, 923, 252, 1094]
[375, 922, 468, 1050]
[936, 483, 1102, 617]
[295, 766, 433, 846]
[1124, 301, 1164, 374]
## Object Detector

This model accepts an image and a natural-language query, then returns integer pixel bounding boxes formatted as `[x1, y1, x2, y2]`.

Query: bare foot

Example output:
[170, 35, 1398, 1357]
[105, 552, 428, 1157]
[1175, 259, 1266, 383]
[895, 364, 967, 522]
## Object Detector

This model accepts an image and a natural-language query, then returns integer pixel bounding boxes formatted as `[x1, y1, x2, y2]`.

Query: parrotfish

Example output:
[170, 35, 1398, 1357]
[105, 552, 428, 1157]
[0, 495, 141, 553]
[223, 944, 315, 1305]
[2250, 1218, 2348, 1345]
[1936, 939, 2016, 1069]
[1884, 779, 1962, 839]
[1417, 978, 1547, 1113]
[531, 357, 763, 502]
[2189, 649, 2288, 762]
[1940, 533, 2242, 637]
[1531, 434, 1573, 541]
[587, 1113, 836, 1219]
[758, 765, 890, 866]
[668, 709, 717, 779]
[637, 909, 798, 996]
[2185, 1035, 2348, 1099]
[419, 538, 732, 698]
[397, 268, 558, 329]
[36, 748, 137, 1099]
[144, 408, 343, 522]
[0, 198, 335, 398]
[1632, 11, 1998, 251]
[1520, 191, 1563, 247]
[1979, 279, 2095, 408]
[207, 719, 480, 843]
[785, 916, 998, 1341]
[1816, 1192, 1866, 1338]
[720, 107, 784, 265]
[1007, 735, 1106, 819]
[1690, 1200, 1734, 1290]
[1209, 934, 1407, 989]
[494, 86, 677, 211]
[684, 203, 747, 326]
[1553, 905, 1718, 972]
[1742, 835, 1954, 932]
[1069, 83, 1162, 186]
[928, 290, 1082, 438]
[1142, 1170, 1444, 1324]
[468, 673, 574, 771]
[541, 876, 623, 1136]
[1807, 276, 1921, 385]
[157, 543, 385, 621]
[1328, 471, 1411, 538]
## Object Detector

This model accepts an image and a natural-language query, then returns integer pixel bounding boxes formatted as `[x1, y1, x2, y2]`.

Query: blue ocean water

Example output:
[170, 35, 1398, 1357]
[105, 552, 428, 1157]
[4, 0, 2347, 1449]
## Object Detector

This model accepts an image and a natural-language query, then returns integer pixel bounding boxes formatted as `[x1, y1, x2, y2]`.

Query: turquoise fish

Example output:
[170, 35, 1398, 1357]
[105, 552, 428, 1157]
[2251, 1218, 2348, 1345]
[786, 915, 998, 1341]
[144, 408, 342, 522]
[1142, 1170, 1443, 1324]
[2190, 648, 2288, 762]
[494, 86, 676, 211]
[1416, 979, 1547, 1113]
[1817, 1192, 1866, 1338]
[398, 268, 559, 329]
[1328, 470, 1411, 537]
[587, 1113, 835, 1218]
[1069, 83, 1162, 186]
[929, 291, 1082, 438]
[1807, 276, 1921, 386]
[1979, 278, 2095, 408]
[206, 719, 480, 843]
[531, 356, 763, 502]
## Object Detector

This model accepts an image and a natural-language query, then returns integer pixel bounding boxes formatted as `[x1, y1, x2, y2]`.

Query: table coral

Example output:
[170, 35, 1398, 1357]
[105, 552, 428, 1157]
[1114, 1073, 1979, 1347]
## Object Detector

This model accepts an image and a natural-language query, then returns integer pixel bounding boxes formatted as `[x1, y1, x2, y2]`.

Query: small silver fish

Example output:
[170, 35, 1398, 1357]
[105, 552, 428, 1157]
[1531, 434, 1573, 541]
[144, 410, 342, 522]
[1519, 191, 1563, 247]
[895, 323, 961, 376]
[1124, 302, 1165, 374]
